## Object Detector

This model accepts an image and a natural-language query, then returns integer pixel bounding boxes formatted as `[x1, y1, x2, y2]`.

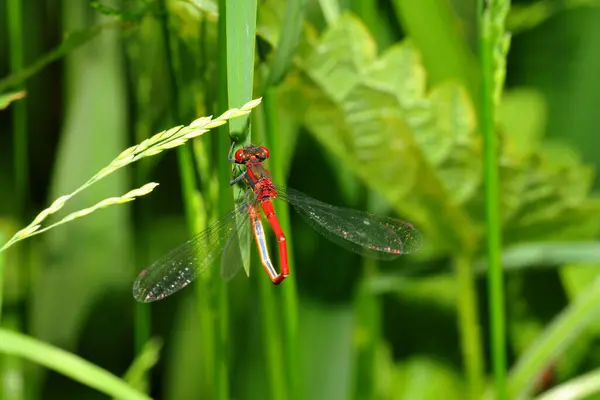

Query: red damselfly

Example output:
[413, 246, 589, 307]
[133, 143, 422, 302]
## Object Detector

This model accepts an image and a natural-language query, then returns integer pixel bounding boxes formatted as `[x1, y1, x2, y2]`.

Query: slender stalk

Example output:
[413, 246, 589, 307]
[5, 2, 27, 399]
[214, 136, 231, 400]
[128, 31, 151, 394]
[195, 18, 217, 393]
[7, 0, 28, 222]
[479, 1, 507, 398]
[215, 1, 235, 398]
[262, 89, 301, 400]
[455, 255, 484, 399]
[132, 169, 151, 393]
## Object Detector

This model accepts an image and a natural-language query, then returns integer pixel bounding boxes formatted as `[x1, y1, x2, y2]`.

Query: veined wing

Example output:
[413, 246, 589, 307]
[274, 186, 422, 260]
[133, 202, 250, 302]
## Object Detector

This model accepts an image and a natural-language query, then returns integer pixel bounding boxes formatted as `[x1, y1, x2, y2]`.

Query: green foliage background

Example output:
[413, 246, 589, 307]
[1, 0, 600, 399]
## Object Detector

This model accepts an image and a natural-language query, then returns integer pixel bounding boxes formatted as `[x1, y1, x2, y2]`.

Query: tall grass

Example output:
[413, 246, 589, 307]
[5, 1, 28, 399]
[479, 0, 510, 398]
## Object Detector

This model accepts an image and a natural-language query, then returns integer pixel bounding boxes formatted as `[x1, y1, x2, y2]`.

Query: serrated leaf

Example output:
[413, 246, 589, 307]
[278, 14, 479, 253]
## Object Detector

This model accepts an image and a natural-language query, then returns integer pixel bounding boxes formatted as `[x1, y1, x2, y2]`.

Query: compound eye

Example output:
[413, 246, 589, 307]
[234, 148, 245, 163]
[258, 146, 270, 159]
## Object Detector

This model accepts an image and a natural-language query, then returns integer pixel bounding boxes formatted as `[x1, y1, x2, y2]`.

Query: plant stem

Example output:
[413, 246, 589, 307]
[479, 1, 507, 398]
[5, 2, 27, 399]
[455, 254, 485, 399]
[7, 0, 28, 222]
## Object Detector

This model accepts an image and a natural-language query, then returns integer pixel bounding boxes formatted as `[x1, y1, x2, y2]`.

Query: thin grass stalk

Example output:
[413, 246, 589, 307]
[132, 166, 151, 393]
[195, 17, 218, 393]
[455, 254, 485, 399]
[214, 135, 231, 400]
[192, 138, 217, 394]
[7, 0, 28, 222]
[5, 2, 27, 398]
[215, 1, 233, 398]
[479, 1, 507, 398]
[128, 48, 151, 395]
[262, 89, 301, 400]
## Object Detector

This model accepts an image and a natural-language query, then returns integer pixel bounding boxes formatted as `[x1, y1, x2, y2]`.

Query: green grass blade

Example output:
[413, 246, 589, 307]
[6, 2, 28, 398]
[350, 0, 396, 49]
[475, 242, 600, 273]
[505, 276, 600, 399]
[7, 0, 28, 223]
[266, 0, 307, 87]
[317, 0, 340, 24]
[225, 0, 257, 139]
[0, 24, 106, 92]
[120, 338, 162, 394]
[0, 329, 150, 400]
[454, 254, 484, 399]
[216, 7, 231, 400]
[218, 0, 263, 397]
[392, 0, 477, 99]
[479, 1, 511, 399]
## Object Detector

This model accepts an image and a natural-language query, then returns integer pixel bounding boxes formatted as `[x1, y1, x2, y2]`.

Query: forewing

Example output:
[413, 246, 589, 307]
[133, 204, 248, 302]
[276, 186, 422, 259]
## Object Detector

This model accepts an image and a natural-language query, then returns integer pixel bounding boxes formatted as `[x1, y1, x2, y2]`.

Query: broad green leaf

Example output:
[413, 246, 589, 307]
[278, 13, 480, 254]
[499, 143, 600, 245]
[271, 11, 600, 261]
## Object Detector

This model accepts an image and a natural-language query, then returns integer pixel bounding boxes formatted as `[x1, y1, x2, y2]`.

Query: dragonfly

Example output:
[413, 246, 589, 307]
[133, 142, 422, 302]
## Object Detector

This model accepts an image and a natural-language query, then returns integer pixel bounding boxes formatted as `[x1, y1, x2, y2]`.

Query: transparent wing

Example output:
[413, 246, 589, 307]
[220, 213, 251, 281]
[275, 186, 422, 260]
[133, 202, 250, 303]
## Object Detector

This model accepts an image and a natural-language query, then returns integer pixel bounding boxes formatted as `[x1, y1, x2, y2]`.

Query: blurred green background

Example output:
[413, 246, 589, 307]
[1, 0, 600, 399]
